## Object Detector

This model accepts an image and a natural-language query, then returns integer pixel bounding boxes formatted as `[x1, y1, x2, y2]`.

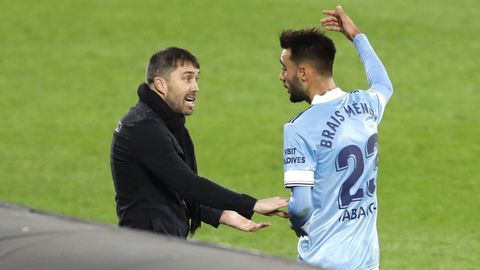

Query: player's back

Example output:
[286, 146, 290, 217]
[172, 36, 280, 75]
[290, 89, 382, 270]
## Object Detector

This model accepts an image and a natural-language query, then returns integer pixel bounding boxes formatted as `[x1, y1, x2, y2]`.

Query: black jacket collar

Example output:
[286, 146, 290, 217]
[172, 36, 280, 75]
[137, 83, 185, 131]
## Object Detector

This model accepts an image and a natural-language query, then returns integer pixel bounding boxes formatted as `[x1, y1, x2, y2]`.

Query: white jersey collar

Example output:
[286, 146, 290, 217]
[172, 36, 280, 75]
[311, 88, 346, 104]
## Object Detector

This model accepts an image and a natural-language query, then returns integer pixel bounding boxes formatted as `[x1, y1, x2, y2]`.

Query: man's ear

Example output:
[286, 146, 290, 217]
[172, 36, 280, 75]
[153, 77, 168, 96]
[298, 65, 310, 82]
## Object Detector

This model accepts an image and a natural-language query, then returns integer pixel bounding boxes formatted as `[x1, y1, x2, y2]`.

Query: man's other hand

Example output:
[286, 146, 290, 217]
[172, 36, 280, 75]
[219, 210, 270, 232]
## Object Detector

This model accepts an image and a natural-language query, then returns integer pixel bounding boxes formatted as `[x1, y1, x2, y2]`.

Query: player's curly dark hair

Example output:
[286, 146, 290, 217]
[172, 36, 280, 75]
[146, 47, 200, 84]
[280, 28, 336, 76]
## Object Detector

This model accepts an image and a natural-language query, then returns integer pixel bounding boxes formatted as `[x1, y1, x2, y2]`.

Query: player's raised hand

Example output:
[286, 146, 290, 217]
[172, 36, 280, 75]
[219, 210, 270, 232]
[321, 5, 361, 41]
[253, 197, 289, 218]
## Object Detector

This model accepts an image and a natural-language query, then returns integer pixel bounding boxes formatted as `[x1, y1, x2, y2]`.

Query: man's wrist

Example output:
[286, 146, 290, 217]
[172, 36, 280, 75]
[352, 32, 367, 46]
[349, 30, 362, 41]
[219, 210, 234, 225]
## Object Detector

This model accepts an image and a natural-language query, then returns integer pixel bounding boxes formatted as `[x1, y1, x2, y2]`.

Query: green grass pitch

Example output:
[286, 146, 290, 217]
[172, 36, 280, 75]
[1, 0, 479, 268]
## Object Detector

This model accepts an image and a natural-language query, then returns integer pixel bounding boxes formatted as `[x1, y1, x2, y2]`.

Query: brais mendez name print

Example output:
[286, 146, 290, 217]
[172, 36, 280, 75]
[321, 99, 376, 149]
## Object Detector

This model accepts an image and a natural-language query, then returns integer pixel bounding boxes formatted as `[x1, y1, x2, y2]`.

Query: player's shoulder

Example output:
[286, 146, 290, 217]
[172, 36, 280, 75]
[350, 89, 370, 97]
[286, 105, 314, 125]
[347, 89, 380, 104]
[352, 87, 389, 100]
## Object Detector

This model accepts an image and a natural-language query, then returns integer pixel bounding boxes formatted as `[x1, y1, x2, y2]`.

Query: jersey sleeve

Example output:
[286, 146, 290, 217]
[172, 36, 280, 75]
[288, 186, 313, 229]
[353, 33, 393, 124]
[283, 122, 316, 188]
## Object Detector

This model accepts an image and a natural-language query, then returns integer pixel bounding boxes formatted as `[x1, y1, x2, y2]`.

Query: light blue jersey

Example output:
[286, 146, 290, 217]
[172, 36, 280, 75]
[284, 34, 393, 270]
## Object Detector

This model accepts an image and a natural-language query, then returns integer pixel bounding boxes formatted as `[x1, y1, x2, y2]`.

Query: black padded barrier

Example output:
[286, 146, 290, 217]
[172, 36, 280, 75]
[0, 202, 322, 270]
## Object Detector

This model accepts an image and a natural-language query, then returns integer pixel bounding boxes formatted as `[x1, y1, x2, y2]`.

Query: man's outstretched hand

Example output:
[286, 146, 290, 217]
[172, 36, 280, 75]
[321, 5, 361, 41]
[253, 197, 289, 218]
[219, 210, 270, 232]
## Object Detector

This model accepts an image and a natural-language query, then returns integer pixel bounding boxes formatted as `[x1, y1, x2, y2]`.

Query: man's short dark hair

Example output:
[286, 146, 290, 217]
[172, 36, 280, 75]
[146, 47, 200, 84]
[280, 28, 336, 76]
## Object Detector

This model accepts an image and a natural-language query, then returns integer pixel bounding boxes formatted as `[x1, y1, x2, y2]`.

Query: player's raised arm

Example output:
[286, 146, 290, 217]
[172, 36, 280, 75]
[322, 6, 393, 115]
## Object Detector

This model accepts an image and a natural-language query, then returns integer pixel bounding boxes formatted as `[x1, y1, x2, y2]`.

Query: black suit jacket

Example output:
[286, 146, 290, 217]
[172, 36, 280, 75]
[110, 84, 256, 237]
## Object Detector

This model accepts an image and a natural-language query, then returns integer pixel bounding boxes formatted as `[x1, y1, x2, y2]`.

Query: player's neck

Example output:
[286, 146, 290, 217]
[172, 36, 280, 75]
[307, 77, 336, 102]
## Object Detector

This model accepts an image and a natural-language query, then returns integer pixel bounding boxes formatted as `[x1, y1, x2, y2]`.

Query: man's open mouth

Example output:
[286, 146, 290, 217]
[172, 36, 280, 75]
[185, 96, 196, 104]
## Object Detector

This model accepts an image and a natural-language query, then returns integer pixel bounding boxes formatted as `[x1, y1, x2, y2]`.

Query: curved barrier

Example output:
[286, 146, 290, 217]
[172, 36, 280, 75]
[0, 202, 321, 270]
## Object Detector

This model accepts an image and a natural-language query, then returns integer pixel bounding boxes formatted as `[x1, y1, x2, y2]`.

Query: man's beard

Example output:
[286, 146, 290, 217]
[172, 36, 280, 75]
[288, 75, 308, 103]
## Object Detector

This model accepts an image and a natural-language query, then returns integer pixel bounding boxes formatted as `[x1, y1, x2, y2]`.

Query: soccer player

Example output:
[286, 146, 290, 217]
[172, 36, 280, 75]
[279, 6, 393, 270]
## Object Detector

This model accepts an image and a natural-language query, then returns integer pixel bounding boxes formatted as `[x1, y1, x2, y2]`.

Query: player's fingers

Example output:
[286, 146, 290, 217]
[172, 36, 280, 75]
[320, 16, 338, 24]
[322, 9, 337, 16]
[321, 21, 340, 27]
[320, 21, 339, 27]
[324, 26, 342, 32]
